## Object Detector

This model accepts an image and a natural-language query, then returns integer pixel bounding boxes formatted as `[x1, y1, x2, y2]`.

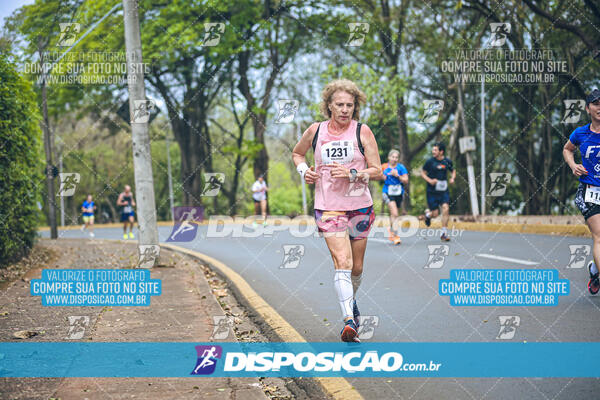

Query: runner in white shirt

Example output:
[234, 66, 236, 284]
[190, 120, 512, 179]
[252, 175, 269, 226]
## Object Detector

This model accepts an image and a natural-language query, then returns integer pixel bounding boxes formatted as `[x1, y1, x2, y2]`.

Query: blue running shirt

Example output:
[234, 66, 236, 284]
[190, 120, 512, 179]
[569, 124, 600, 187]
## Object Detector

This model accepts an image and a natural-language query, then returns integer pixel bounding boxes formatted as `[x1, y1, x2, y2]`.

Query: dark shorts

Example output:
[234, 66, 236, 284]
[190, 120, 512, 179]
[426, 190, 450, 210]
[120, 211, 135, 222]
[575, 182, 600, 220]
[382, 193, 403, 208]
[314, 206, 375, 240]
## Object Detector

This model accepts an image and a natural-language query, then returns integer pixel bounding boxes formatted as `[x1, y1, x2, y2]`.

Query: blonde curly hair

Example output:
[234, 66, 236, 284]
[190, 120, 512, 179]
[319, 79, 367, 120]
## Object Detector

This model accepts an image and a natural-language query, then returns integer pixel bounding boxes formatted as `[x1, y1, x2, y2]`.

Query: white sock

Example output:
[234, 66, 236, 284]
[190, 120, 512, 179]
[442, 227, 448, 235]
[334, 270, 354, 319]
[425, 211, 431, 218]
[351, 273, 362, 298]
[591, 261, 598, 275]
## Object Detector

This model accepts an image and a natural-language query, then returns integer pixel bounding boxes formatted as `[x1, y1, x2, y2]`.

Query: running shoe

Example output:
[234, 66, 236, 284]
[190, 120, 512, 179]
[129, 232, 135, 239]
[89, 232, 95, 238]
[441, 233, 450, 242]
[353, 299, 361, 328]
[388, 229, 401, 245]
[340, 319, 360, 342]
[588, 261, 599, 295]
[123, 233, 128, 240]
[263, 221, 267, 227]
[81, 225, 85, 231]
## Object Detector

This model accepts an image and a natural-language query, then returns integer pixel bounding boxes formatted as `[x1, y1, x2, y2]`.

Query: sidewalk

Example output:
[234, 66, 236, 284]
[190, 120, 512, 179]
[0, 239, 298, 399]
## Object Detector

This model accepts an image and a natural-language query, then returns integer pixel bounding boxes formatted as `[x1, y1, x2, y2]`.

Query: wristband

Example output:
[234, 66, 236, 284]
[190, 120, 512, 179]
[296, 162, 309, 178]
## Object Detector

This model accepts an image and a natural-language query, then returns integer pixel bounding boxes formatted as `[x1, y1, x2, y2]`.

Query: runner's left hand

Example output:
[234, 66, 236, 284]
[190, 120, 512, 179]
[329, 162, 350, 179]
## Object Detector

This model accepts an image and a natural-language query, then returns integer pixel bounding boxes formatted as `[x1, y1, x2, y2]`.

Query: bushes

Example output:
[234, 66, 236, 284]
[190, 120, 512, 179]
[0, 54, 42, 266]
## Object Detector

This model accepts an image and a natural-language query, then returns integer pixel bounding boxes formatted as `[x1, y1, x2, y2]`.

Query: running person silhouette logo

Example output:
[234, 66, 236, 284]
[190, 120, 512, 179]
[65, 316, 89, 340]
[167, 207, 204, 242]
[357, 315, 379, 339]
[138, 245, 160, 268]
[346, 23, 369, 46]
[489, 23, 511, 47]
[191, 345, 222, 375]
[132, 100, 155, 124]
[202, 23, 225, 46]
[57, 23, 80, 46]
[420, 100, 444, 124]
[201, 173, 225, 197]
[496, 315, 520, 339]
[561, 100, 585, 124]
[424, 245, 449, 269]
[566, 245, 590, 269]
[211, 316, 233, 340]
[275, 100, 299, 123]
[57, 173, 80, 197]
[488, 173, 511, 197]
[280, 245, 305, 269]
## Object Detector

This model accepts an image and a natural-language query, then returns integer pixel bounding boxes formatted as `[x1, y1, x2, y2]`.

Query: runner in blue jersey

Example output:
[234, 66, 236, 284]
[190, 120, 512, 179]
[382, 149, 408, 245]
[563, 89, 600, 294]
[80, 194, 96, 237]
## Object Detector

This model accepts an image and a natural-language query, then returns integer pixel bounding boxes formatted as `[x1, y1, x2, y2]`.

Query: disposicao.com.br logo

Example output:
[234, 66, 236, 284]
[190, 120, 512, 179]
[190, 344, 442, 376]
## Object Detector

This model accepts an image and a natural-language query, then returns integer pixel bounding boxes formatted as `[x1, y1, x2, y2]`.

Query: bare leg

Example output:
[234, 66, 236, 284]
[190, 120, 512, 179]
[388, 201, 398, 236]
[586, 214, 600, 268]
[441, 203, 450, 228]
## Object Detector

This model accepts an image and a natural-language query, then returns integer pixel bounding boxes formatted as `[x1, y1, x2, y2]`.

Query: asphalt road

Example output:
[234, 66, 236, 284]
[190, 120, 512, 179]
[40, 224, 600, 399]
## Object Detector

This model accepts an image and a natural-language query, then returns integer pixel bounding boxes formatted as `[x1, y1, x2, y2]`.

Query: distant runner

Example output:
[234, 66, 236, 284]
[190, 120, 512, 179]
[117, 185, 136, 240]
[292, 79, 383, 342]
[382, 149, 408, 245]
[252, 175, 269, 226]
[80, 194, 96, 238]
[563, 88, 600, 295]
[420, 142, 455, 241]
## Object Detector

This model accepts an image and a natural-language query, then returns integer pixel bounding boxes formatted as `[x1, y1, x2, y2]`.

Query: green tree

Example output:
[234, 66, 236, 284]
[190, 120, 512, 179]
[0, 53, 43, 266]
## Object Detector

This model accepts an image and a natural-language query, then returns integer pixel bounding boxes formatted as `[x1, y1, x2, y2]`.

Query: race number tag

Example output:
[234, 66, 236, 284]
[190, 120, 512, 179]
[321, 141, 354, 165]
[435, 180, 448, 191]
[123, 205, 133, 213]
[388, 184, 403, 195]
[585, 185, 600, 205]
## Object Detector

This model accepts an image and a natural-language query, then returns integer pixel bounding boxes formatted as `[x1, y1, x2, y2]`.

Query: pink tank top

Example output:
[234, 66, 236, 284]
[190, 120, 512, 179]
[314, 119, 373, 211]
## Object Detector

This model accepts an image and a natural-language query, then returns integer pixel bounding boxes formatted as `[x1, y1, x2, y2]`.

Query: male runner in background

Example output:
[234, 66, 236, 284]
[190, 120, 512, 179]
[117, 185, 136, 239]
[420, 142, 455, 241]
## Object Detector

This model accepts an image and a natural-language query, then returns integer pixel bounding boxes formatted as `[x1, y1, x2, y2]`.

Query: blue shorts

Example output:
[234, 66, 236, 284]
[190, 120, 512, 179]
[120, 211, 135, 222]
[426, 191, 450, 210]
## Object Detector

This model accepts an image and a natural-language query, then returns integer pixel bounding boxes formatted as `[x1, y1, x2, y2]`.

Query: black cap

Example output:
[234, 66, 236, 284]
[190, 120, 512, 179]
[586, 89, 600, 105]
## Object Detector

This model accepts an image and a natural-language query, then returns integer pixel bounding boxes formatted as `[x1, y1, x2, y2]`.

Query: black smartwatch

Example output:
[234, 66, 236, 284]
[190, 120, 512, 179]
[349, 168, 358, 182]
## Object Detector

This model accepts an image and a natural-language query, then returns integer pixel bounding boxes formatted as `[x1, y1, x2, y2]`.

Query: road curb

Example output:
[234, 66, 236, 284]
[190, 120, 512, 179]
[160, 242, 363, 400]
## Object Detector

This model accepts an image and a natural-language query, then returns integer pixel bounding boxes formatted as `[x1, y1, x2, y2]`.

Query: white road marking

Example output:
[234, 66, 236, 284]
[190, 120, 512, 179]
[475, 253, 539, 266]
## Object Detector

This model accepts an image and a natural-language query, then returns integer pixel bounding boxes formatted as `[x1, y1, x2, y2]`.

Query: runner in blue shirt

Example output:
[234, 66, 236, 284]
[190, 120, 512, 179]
[382, 149, 408, 244]
[80, 194, 96, 237]
[563, 88, 600, 294]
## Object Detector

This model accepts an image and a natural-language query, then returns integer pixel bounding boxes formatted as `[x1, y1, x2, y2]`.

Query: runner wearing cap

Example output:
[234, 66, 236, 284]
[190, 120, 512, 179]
[563, 88, 600, 294]
[292, 79, 384, 342]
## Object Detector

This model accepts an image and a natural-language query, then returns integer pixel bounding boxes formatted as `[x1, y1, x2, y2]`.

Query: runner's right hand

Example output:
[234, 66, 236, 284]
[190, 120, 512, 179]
[430, 178, 438, 185]
[304, 166, 319, 184]
[571, 164, 588, 176]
